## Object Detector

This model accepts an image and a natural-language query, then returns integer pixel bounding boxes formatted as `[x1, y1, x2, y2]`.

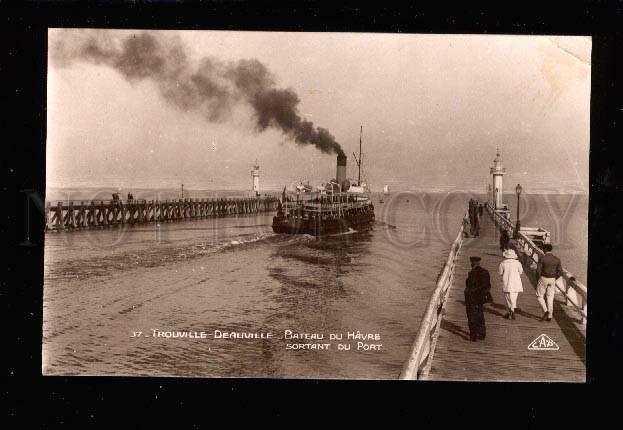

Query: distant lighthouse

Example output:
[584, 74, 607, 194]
[251, 160, 260, 196]
[490, 149, 506, 210]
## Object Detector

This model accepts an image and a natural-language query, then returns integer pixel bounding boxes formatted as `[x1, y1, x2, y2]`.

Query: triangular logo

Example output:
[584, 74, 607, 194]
[528, 334, 559, 350]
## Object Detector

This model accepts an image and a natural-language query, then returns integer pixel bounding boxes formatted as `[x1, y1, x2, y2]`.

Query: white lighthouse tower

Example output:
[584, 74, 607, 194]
[251, 160, 260, 196]
[490, 149, 506, 210]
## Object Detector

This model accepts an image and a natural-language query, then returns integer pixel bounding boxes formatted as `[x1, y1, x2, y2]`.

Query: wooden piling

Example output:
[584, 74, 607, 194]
[44, 196, 278, 231]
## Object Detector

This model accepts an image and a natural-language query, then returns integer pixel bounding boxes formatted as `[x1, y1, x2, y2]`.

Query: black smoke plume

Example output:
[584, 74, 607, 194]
[50, 30, 345, 156]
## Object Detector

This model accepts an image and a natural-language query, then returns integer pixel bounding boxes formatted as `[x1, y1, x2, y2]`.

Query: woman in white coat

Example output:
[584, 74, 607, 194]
[498, 248, 523, 320]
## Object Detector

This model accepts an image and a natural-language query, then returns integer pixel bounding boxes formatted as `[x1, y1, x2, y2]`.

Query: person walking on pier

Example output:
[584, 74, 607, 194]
[535, 244, 563, 322]
[463, 215, 471, 238]
[468, 200, 480, 237]
[472, 208, 481, 237]
[499, 229, 510, 252]
[464, 256, 491, 341]
[498, 248, 523, 320]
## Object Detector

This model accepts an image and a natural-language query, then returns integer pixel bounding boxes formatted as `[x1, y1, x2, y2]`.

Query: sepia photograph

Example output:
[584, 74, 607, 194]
[43, 29, 589, 381]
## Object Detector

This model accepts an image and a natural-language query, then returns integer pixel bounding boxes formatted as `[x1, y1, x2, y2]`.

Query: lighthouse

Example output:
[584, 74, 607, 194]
[490, 150, 506, 210]
[251, 160, 260, 196]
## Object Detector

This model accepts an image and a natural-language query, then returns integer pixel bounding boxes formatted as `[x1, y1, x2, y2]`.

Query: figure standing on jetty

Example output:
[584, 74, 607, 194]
[464, 256, 491, 341]
[499, 229, 510, 252]
[467, 199, 481, 237]
[535, 244, 563, 322]
[463, 215, 471, 238]
[498, 248, 523, 320]
[471, 208, 480, 237]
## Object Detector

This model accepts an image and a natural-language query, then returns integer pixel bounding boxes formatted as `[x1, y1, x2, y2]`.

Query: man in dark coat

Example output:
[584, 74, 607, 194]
[472, 209, 481, 237]
[499, 229, 510, 252]
[464, 256, 491, 341]
[469, 200, 479, 237]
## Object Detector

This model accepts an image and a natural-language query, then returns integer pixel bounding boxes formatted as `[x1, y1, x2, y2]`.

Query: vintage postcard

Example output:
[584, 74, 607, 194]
[43, 29, 589, 380]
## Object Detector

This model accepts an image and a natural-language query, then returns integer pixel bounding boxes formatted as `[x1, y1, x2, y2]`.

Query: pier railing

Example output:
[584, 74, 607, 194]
[399, 213, 467, 380]
[487, 203, 587, 326]
[45, 197, 279, 231]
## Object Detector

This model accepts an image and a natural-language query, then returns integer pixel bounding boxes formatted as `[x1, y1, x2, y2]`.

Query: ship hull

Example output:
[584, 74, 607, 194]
[272, 210, 375, 236]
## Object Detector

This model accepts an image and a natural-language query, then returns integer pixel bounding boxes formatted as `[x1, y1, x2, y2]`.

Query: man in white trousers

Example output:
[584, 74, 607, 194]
[535, 244, 563, 322]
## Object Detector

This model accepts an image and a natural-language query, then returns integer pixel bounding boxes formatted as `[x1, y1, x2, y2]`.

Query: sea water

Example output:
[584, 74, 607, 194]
[42, 191, 587, 378]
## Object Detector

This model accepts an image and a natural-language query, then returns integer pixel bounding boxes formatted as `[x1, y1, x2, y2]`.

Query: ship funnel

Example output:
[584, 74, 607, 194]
[336, 155, 347, 191]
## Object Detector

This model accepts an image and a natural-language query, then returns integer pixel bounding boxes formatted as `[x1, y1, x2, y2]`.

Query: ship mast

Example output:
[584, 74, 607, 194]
[353, 125, 363, 186]
[359, 125, 362, 186]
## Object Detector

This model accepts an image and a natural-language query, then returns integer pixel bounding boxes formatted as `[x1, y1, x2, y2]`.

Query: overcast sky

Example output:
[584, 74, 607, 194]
[47, 30, 591, 193]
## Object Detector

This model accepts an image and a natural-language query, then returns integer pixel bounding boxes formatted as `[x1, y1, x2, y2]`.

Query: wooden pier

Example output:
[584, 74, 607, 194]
[401, 204, 586, 382]
[45, 197, 279, 231]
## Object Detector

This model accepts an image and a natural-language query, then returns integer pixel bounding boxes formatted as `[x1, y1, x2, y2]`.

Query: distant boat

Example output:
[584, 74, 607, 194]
[379, 185, 390, 203]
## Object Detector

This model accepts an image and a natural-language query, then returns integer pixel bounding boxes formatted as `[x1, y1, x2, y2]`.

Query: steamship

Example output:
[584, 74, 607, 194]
[272, 128, 375, 235]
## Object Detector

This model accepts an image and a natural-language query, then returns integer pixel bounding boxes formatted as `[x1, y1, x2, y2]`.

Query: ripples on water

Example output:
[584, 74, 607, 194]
[42, 192, 586, 378]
